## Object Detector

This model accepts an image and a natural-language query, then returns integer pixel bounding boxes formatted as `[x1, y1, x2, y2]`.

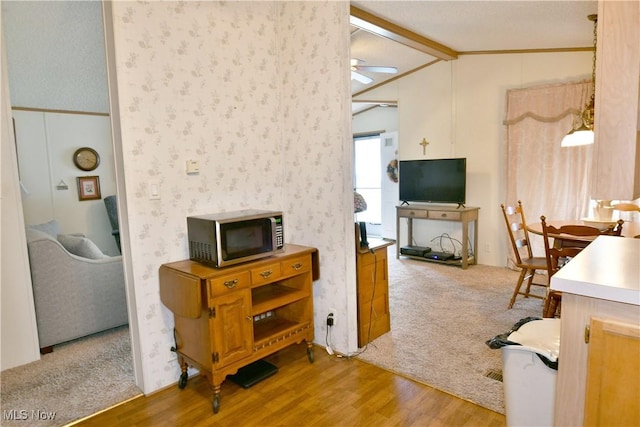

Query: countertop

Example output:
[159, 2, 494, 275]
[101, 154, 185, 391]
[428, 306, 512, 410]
[551, 235, 640, 306]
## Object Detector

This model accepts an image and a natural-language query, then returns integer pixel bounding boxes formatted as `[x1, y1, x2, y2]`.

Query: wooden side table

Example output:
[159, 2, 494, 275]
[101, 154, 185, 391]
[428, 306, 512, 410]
[159, 244, 318, 413]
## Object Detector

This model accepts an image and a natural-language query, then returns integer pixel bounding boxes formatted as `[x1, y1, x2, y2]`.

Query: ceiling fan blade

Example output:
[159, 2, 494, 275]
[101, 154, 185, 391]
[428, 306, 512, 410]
[351, 70, 373, 84]
[354, 65, 398, 74]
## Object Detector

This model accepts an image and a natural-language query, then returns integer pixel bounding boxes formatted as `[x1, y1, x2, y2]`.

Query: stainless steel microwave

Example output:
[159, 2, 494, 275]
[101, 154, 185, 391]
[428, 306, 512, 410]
[187, 209, 284, 267]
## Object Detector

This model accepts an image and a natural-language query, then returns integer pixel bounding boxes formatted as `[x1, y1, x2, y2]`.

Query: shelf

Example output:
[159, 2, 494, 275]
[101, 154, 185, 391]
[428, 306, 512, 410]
[399, 254, 475, 267]
[251, 284, 308, 315]
[253, 317, 310, 347]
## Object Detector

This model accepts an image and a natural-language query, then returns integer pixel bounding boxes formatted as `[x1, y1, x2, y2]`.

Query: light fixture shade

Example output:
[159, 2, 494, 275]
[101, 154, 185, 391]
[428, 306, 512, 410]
[561, 126, 594, 147]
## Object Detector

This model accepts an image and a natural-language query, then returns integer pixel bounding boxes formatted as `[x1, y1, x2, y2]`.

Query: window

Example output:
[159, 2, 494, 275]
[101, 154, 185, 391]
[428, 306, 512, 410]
[354, 135, 381, 225]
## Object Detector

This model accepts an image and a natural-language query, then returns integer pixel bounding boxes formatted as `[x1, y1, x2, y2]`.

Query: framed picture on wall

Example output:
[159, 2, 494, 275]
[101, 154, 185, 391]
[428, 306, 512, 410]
[77, 176, 101, 201]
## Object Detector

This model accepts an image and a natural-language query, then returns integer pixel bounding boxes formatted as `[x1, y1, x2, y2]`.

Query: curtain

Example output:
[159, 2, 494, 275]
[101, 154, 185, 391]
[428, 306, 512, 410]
[504, 80, 593, 259]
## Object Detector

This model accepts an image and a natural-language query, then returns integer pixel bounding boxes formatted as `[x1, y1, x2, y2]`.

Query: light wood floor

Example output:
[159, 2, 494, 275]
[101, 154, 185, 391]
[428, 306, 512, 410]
[76, 343, 505, 427]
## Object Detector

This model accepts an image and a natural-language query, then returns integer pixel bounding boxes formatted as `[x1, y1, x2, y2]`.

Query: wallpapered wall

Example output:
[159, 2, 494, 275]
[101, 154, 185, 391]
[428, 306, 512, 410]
[109, 1, 354, 393]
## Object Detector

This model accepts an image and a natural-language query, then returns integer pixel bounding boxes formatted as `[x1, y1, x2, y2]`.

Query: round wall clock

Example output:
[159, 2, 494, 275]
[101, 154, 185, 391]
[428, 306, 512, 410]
[73, 147, 100, 171]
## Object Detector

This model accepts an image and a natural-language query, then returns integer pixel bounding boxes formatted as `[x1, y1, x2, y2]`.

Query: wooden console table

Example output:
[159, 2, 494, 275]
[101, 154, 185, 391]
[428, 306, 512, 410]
[355, 232, 393, 347]
[159, 244, 318, 413]
[396, 204, 479, 269]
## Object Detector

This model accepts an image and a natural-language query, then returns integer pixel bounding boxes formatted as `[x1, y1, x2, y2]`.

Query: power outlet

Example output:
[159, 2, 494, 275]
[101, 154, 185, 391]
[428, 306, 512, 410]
[328, 308, 337, 327]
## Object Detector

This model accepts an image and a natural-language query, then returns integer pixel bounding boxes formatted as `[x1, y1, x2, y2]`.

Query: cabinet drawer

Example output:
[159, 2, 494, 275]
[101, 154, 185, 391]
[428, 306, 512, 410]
[427, 210, 461, 220]
[250, 262, 282, 286]
[397, 208, 428, 218]
[208, 271, 251, 296]
[281, 255, 311, 276]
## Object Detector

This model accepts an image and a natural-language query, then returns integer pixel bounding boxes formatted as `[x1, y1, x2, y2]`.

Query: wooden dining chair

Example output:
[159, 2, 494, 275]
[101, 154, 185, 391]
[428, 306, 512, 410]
[500, 201, 549, 308]
[539, 215, 617, 318]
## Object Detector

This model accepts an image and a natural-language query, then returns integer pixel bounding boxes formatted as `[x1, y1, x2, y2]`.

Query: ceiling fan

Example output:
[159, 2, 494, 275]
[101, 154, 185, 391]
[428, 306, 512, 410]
[351, 58, 397, 84]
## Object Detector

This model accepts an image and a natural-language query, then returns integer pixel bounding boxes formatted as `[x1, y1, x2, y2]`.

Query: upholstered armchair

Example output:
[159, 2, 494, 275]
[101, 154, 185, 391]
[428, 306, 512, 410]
[25, 220, 128, 352]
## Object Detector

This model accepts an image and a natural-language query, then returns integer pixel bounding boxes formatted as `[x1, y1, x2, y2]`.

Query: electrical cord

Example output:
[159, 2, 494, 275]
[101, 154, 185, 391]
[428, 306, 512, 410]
[429, 233, 459, 256]
[406, 218, 474, 258]
[330, 249, 379, 360]
[429, 233, 474, 258]
[325, 322, 333, 354]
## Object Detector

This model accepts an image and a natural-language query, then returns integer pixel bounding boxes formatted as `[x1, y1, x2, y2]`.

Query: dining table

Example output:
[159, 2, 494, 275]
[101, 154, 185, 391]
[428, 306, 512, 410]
[527, 219, 640, 246]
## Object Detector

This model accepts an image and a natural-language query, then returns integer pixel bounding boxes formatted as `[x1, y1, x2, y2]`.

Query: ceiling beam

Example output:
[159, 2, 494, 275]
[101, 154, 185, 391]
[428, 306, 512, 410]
[352, 59, 441, 97]
[350, 6, 458, 61]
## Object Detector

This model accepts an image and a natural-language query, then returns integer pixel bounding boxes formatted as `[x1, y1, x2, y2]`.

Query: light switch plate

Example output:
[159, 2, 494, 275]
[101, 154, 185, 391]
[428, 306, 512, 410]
[186, 160, 200, 174]
[148, 181, 160, 200]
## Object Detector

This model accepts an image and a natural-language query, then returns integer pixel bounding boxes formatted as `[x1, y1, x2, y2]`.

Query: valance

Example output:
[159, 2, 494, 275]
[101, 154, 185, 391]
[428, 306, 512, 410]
[503, 79, 591, 126]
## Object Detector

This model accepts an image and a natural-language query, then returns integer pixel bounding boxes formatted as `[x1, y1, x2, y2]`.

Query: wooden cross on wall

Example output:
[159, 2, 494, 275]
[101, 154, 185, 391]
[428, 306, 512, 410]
[419, 138, 430, 155]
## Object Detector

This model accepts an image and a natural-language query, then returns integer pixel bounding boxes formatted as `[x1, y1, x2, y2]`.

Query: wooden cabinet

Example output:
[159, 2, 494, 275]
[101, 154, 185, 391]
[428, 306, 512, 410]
[550, 237, 640, 426]
[554, 294, 640, 426]
[584, 316, 640, 426]
[355, 232, 393, 348]
[592, 0, 640, 200]
[395, 204, 479, 269]
[159, 244, 318, 413]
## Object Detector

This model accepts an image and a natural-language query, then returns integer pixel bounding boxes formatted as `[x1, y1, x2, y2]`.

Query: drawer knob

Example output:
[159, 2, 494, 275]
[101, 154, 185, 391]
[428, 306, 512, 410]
[260, 270, 273, 279]
[224, 279, 238, 289]
[292, 262, 303, 270]
[441, 213, 447, 218]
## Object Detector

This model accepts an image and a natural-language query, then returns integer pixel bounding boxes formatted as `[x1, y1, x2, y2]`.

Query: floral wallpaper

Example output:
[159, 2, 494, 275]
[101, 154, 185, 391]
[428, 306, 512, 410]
[109, 1, 353, 393]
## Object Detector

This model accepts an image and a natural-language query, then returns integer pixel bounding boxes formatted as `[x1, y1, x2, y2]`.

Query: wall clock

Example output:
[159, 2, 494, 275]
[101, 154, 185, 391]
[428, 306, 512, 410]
[73, 147, 100, 171]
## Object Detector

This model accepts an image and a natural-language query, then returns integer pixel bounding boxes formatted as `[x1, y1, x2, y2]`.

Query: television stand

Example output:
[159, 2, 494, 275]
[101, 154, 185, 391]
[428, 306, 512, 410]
[400, 201, 466, 209]
[396, 204, 479, 269]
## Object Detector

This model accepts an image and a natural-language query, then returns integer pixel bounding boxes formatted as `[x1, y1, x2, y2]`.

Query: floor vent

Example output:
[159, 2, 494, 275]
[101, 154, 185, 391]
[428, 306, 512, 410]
[484, 369, 503, 382]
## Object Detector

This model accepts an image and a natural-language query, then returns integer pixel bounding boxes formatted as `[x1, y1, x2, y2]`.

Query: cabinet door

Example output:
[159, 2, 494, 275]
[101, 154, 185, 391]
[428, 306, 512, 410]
[584, 317, 640, 426]
[210, 289, 253, 368]
[357, 249, 390, 347]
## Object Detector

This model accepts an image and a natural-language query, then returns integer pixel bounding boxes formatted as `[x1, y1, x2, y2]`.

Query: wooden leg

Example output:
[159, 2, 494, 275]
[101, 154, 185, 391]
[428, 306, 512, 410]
[523, 268, 535, 296]
[178, 359, 188, 389]
[40, 346, 53, 355]
[509, 268, 527, 308]
[212, 385, 221, 413]
[306, 341, 314, 363]
[543, 291, 562, 318]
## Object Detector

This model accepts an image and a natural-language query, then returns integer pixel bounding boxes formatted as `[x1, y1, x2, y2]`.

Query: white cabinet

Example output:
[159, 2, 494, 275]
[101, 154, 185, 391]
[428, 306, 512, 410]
[591, 0, 640, 200]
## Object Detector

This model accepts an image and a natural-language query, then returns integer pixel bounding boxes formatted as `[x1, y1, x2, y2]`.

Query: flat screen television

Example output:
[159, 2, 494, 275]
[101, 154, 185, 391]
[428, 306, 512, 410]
[399, 158, 466, 206]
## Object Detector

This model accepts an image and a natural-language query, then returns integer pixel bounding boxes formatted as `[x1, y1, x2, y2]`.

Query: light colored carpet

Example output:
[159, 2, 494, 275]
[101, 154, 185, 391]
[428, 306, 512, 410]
[1, 326, 141, 426]
[356, 250, 544, 414]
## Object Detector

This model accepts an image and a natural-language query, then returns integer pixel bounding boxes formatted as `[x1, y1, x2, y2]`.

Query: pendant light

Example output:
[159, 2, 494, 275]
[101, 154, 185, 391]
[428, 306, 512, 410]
[562, 14, 597, 147]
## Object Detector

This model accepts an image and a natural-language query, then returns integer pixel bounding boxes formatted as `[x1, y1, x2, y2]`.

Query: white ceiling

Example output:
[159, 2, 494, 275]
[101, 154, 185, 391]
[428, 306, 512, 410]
[351, 0, 598, 112]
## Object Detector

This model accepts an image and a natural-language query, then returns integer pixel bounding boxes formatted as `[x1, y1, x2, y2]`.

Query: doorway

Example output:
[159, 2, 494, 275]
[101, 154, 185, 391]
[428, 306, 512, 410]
[354, 131, 398, 239]
[1, 0, 140, 403]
